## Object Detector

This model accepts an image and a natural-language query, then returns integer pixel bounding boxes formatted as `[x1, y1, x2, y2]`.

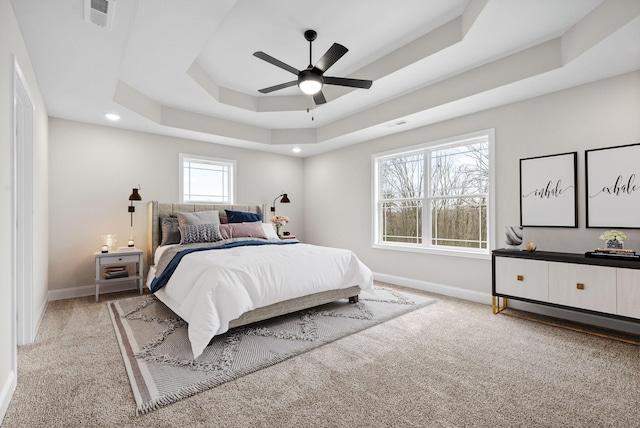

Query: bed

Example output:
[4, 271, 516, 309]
[146, 201, 373, 358]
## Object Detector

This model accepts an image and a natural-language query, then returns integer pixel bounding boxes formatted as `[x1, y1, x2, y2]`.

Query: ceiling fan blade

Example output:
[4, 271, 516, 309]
[313, 91, 327, 105]
[324, 76, 373, 89]
[253, 51, 300, 76]
[313, 43, 348, 74]
[258, 80, 298, 94]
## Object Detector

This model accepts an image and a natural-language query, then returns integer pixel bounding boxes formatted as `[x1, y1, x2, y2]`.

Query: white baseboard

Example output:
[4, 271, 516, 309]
[373, 273, 492, 305]
[0, 370, 16, 424]
[48, 282, 141, 301]
[34, 297, 47, 338]
[374, 272, 640, 336]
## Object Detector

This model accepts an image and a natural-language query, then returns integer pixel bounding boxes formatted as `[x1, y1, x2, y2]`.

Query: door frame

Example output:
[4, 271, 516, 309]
[13, 57, 36, 347]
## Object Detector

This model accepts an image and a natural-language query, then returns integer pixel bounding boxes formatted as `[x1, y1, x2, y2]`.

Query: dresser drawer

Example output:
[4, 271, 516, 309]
[495, 257, 549, 301]
[548, 263, 616, 314]
[617, 269, 640, 319]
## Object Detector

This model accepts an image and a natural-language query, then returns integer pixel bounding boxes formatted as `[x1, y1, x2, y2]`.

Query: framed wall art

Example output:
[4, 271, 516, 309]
[585, 143, 640, 228]
[520, 152, 577, 227]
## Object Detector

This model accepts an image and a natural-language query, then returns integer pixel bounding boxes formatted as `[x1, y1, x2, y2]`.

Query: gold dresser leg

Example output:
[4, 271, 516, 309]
[492, 296, 507, 314]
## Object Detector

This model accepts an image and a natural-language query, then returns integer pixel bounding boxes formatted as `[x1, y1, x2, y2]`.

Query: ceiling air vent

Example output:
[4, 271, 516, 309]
[385, 120, 407, 128]
[85, 0, 115, 28]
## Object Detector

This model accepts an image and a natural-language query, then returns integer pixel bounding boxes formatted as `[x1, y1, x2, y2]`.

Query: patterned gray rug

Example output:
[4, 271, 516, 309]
[108, 286, 435, 415]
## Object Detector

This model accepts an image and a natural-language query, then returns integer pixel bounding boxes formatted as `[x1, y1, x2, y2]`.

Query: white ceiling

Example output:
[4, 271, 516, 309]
[11, 0, 640, 157]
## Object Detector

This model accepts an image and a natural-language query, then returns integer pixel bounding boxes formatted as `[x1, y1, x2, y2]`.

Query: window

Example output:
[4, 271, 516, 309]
[179, 154, 235, 204]
[373, 130, 494, 258]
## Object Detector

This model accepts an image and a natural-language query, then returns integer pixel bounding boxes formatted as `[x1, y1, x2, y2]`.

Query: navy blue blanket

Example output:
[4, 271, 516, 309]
[150, 240, 298, 293]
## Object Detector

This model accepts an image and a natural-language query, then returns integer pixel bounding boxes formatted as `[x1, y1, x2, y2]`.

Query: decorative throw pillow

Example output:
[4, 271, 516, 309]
[160, 217, 180, 246]
[179, 223, 222, 244]
[261, 223, 280, 240]
[218, 222, 268, 240]
[176, 210, 220, 228]
[225, 209, 263, 223]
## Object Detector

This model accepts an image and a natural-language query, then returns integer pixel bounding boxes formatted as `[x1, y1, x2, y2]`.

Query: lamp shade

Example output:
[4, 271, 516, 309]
[129, 188, 142, 201]
[271, 193, 291, 212]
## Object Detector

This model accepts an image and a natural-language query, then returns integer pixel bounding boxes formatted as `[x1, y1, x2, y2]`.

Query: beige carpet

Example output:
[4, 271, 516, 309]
[3, 284, 639, 427]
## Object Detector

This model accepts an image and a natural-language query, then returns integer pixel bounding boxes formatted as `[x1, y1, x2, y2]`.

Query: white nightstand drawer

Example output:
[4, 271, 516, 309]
[99, 254, 139, 265]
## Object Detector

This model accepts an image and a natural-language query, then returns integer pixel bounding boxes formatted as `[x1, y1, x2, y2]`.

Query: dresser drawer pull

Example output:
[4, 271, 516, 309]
[517, 275, 524, 281]
[576, 283, 584, 290]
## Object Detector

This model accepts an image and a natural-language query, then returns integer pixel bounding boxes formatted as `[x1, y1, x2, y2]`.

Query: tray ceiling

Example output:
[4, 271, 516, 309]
[10, 0, 640, 156]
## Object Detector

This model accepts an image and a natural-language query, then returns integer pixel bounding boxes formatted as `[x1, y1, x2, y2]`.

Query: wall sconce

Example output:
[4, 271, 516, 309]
[128, 187, 142, 247]
[271, 193, 290, 214]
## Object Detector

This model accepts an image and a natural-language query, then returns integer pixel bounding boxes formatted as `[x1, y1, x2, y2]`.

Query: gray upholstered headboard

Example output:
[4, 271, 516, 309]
[147, 201, 266, 268]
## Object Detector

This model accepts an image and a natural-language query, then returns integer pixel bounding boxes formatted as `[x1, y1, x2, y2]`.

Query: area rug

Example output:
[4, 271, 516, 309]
[108, 286, 436, 415]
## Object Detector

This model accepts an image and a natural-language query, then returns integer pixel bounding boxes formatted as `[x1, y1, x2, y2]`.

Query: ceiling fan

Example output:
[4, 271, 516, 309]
[253, 29, 373, 105]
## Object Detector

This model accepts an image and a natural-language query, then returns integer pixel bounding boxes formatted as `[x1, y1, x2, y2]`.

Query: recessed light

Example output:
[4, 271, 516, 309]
[105, 113, 120, 121]
[292, 147, 301, 153]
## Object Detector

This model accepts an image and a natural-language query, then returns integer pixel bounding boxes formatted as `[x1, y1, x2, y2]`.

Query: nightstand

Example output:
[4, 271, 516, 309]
[281, 235, 296, 240]
[95, 249, 144, 302]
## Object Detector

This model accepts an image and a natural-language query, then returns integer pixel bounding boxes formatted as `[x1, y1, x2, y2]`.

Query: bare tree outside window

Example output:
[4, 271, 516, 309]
[376, 136, 490, 251]
[430, 142, 489, 249]
[380, 153, 423, 243]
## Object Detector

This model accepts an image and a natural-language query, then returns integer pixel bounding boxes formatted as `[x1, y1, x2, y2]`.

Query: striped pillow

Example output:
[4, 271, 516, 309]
[179, 223, 222, 244]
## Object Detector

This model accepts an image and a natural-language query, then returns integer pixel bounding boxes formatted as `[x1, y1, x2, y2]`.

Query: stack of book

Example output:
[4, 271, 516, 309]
[104, 266, 129, 279]
[117, 247, 139, 252]
[585, 248, 640, 260]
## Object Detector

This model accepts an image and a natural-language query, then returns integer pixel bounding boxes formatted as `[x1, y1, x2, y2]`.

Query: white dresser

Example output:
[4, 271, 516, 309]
[492, 249, 640, 321]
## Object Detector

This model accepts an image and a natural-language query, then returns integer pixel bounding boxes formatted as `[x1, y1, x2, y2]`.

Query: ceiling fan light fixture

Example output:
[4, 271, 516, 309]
[299, 79, 322, 95]
[298, 71, 323, 95]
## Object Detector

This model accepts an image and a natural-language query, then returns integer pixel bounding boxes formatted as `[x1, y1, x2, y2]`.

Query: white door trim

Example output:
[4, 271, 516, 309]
[13, 57, 36, 347]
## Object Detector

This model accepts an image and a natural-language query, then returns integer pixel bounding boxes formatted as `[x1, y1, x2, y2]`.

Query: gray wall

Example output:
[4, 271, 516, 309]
[303, 72, 640, 295]
[48, 119, 304, 293]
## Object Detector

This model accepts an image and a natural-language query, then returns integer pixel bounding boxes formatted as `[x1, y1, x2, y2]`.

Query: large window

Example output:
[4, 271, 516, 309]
[179, 154, 235, 203]
[373, 130, 494, 258]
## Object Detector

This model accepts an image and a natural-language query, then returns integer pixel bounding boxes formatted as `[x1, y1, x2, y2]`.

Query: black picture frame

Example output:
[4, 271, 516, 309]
[520, 152, 577, 227]
[585, 143, 640, 228]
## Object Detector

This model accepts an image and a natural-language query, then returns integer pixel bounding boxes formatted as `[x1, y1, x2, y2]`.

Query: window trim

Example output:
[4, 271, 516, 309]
[371, 129, 495, 260]
[179, 153, 236, 204]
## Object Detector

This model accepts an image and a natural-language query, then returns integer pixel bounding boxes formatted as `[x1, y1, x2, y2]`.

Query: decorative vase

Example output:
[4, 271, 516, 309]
[275, 224, 281, 238]
[605, 239, 623, 250]
[505, 226, 523, 250]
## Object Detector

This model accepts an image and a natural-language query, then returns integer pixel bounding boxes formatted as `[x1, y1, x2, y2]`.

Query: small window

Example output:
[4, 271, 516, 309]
[373, 130, 494, 258]
[179, 154, 235, 204]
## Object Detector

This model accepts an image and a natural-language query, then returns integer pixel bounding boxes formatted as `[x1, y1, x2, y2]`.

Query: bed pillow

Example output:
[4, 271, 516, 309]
[176, 210, 220, 228]
[225, 209, 263, 223]
[160, 217, 181, 246]
[262, 223, 280, 240]
[218, 222, 268, 240]
[179, 223, 222, 244]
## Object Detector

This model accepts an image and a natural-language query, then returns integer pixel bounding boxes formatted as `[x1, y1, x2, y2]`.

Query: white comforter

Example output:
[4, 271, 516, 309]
[151, 242, 373, 358]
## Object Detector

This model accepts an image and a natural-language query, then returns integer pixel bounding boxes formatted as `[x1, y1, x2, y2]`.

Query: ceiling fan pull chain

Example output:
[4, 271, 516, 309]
[306, 98, 314, 121]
